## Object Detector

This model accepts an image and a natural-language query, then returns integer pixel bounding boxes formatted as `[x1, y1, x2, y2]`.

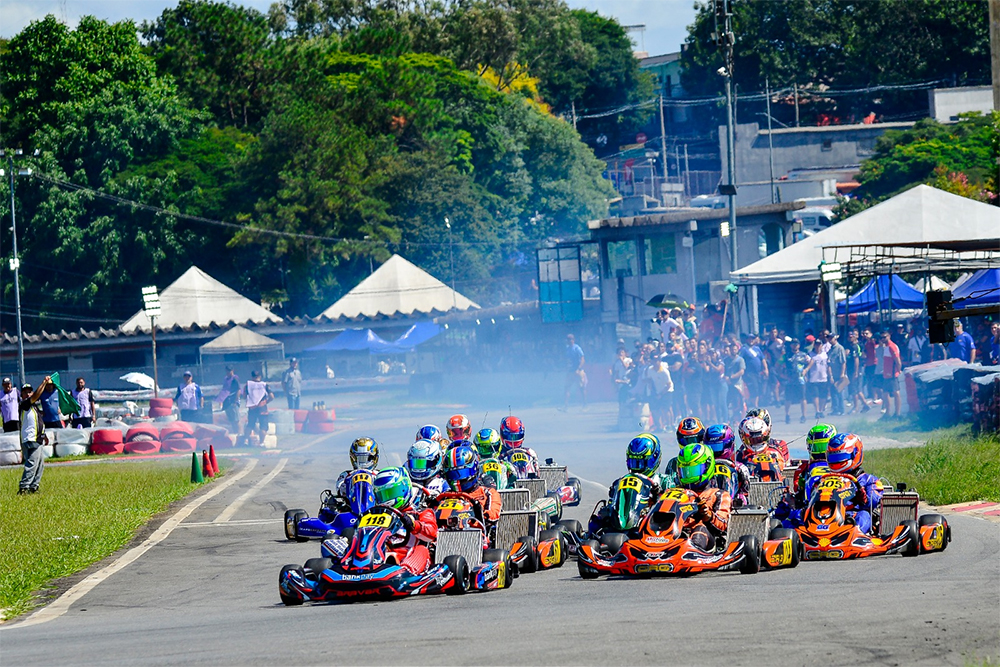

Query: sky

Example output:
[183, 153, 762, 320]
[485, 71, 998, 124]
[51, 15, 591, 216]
[0, 0, 699, 56]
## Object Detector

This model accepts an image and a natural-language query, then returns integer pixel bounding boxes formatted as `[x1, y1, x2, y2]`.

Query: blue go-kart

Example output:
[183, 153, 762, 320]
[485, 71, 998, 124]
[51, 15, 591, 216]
[283, 470, 376, 542]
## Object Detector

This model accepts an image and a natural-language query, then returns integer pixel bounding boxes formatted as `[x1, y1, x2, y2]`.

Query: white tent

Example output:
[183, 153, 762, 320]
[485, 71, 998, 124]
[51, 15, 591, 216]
[121, 266, 283, 333]
[733, 185, 1000, 285]
[199, 325, 284, 357]
[318, 254, 479, 321]
[912, 275, 950, 293]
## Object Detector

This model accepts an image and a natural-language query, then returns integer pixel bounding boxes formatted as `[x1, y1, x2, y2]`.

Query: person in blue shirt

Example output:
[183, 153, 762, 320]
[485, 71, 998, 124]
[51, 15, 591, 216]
[39, 380, 62, 429]
[564, 334, 587, 409]
[947, 321, 976, 363]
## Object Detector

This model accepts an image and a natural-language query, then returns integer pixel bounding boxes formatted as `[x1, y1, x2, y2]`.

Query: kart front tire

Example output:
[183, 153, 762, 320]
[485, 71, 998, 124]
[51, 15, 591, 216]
[767, 527, 802, 568]
[279, 565, 305, 606]
[900, 520, 920, 557]
[539, 529, 567, 567]
[290, 510, 309, 542]
[516, 536, 539, 573]
[304, 558, 332, 581]
[444, 555, 470, 595]
[600, 532, 627, 556]
[918, 514, 950, 552]
[285, 509, 307, 541]
[483, 549, 514, 589]
[738, 535, 761, 574]
[578, 543, 601, 580]
[556, 518, 584, 537]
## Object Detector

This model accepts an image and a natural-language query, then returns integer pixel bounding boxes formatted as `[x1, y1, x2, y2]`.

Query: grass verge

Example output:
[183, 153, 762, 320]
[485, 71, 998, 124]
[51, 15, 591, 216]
[845, 415, 971, 443]
[865, 433, 1000, 506]
[0, 459, 218, 620]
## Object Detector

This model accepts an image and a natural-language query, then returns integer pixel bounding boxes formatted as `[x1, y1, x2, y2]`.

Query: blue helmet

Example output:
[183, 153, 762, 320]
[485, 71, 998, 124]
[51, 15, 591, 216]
[626, 433, 661, 477]
[373, 467, 414, 509]
[442, 444, 480, 492]
[406, 439, 442, 483]
[416, 424, 443, 442]
[704, 424, 736, 460]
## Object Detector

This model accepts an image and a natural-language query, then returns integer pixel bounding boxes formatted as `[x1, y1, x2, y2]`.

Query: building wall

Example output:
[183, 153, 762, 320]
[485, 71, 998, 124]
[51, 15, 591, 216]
[929, 86, 993, 122]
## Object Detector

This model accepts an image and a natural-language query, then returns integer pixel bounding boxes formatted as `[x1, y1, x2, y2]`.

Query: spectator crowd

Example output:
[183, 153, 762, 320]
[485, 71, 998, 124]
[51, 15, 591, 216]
[612, 304, 1000, 432]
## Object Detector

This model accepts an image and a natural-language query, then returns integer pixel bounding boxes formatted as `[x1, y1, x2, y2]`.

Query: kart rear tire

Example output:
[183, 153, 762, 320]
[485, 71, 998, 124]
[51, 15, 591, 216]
[279, 565, 305, 606]
[516, 536, 539, 573]
[767, 528, 802, 568]
[738, 535, 761, 574]
[578, 542, 602, 579]
[600, 532, 627, 556]
[539, 529, 567, 566]
[444, 555, 469, 595]
[900, 520, 920, 557]
[918, 514, 950, 552]
[545, 491, 563, 522]
[556, 518, 584, 537]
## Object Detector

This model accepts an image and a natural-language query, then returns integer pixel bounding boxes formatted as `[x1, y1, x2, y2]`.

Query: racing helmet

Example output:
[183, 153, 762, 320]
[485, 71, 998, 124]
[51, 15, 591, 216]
[626, 433, 661, 477]
[746, 407, 772, 429]
[373, 466, 414, 510]
[677, 443, 716, 489]
[442, 444, 480, 493]
[704, 424, 736, 461]
[473, 428, 502, 459]
[806, 424, 838, 461]
[676, 417, 706, 447]
[499, 416, 525, 448]
[447, 414, 471, 441]
[406, 439, 443, 483]
[350, 437, 379, 470]
[826, 433, 864, 474]
[416, 424, 443, 443]
[738, 417, 769, 453]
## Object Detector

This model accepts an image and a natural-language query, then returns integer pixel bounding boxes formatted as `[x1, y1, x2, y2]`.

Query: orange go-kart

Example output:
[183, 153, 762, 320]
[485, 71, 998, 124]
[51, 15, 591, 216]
[791, 473, 950, 561]
[577, 488, 797, 578]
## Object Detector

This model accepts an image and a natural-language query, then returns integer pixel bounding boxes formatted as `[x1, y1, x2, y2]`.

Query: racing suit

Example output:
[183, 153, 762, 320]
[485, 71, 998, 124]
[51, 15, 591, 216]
[465, 484, 503, 523]
[680, 478, 732, 552]
[713, 458, 751, 507]
[768, 438, 790, 463]
[390, 506, 438, 575]
[845, 470, 884, 534]
[501, 445, 540, 472]
[735, 445, 787, 480]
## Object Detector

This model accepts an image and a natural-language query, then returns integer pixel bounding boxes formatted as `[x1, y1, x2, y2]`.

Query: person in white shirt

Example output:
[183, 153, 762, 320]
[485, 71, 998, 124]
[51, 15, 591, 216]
[803, 340, 830, 418]
[644, 357, 675, 431]
[70, 377, 97, 428]
[18, 378, 50, 495]
[244, 370, 273, 445]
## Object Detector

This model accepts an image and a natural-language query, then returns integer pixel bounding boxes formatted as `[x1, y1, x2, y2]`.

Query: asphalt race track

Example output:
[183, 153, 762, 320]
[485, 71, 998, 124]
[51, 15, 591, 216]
[3, 399, 999, 666]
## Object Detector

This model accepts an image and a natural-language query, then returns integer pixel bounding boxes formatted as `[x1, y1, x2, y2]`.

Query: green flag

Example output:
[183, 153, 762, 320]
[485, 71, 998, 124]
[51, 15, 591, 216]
[50, 372, 82, 416]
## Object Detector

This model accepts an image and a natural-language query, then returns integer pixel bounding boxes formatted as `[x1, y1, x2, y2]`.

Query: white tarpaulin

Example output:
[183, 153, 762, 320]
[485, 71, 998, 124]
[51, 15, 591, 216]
[732, 185, 1000, 285]
[319, 254, 479, 321]
[121, 266, 283, 333]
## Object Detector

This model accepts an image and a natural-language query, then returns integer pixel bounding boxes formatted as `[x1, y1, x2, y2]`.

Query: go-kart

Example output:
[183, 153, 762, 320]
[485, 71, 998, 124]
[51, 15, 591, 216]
[481, 458, 518, 490]
[505, 450, 582, 507]
[586, 473, 657, 540]
[743, 449, 785, 482]
[789, 473, 950, 561]
[283, 469, 375, 541]
[432, 491, 565, 575]
[577, 487, 794, 578]
[278, 506, 509, 605]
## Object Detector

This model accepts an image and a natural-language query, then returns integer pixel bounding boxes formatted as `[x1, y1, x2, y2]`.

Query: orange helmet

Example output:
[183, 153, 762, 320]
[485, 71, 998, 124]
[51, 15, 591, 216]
[676, 417, 706, 447]
[447, 414, 471, 441]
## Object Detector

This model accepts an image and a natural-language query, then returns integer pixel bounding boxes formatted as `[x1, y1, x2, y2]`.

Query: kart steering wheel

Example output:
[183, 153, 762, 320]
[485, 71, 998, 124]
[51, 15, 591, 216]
[362, 505, 412, 545]
[816, 472, 859, 485]
[433, 491, 487, 526]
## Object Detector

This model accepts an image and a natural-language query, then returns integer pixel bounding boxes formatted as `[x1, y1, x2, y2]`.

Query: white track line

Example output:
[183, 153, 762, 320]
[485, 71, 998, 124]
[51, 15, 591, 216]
[178, 519, 279, 528]
[570, 473, 610, 492]
[213, 458, 287, 523]
[7, 458, 260, 629]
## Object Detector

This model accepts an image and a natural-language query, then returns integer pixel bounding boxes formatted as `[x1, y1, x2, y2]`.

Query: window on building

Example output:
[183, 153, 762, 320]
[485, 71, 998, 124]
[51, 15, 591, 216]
[93, 350, 146, 369]
[25, 357, 68, 373]
[821, 138, 832, 151]
[175, 353, 198, 366]
[758, 223, 785, 259]
[643, 236, 677, 275]
[604, 239, 638, 278]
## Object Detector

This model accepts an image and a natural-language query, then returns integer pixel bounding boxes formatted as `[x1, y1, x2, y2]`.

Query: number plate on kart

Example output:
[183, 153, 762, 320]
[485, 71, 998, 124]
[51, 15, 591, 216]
[482, 461, 502, 473]
[662, 489, 691, 502]
[618, 477, 642, 491]
[438, 499, 466, 511]
[510, 451, 529, 463]
[359, 513, 392, 528]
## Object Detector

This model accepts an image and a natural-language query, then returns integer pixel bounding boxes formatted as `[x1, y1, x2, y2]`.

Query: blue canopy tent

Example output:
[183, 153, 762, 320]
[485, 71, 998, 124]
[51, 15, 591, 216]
[837, 275, 924, 315]
[305, 322, 442, 355]
[951, 269, 1000, 309]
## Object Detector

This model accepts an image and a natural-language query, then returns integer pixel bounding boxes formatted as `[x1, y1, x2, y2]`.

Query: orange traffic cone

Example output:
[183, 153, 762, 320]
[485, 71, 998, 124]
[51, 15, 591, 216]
[209, 445, 219, 475]
[202, 450, 215, 478]
[190, 452, 204, 483]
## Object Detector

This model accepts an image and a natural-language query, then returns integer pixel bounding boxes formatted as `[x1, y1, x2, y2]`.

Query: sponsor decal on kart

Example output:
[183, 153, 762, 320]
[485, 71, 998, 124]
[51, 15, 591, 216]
[766, 539, 793, 567]
[635, 563, 674, 574]
[805, 549, 844, 559]
[923, 524, 944, 551]
[540, 536, 562, 567]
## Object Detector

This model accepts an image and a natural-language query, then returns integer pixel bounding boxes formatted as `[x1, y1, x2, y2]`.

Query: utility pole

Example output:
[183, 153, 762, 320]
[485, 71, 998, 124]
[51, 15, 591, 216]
[991, 0, 1000, 111]
[793, 82, 800, 127]
[2, 149, 29, 386]
[444, 217, 457, 310]
[659, 94, 669, 204]
[765, 78, 776, 204]
[683, 144, 690, 203]
[715, 0, 738, 273]
[571, 101, 578, 130]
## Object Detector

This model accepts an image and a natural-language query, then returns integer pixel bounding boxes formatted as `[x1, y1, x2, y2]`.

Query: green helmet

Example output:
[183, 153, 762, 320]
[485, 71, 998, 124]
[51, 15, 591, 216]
[373, 466, 413, 509]
[473, 428, 502, 459]
[677, 443, 716, 488]
[807, 424, 837, 460]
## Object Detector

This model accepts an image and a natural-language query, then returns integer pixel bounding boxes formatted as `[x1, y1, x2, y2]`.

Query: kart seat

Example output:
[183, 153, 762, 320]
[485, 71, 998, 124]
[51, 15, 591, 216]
[648, 511, 676, 535]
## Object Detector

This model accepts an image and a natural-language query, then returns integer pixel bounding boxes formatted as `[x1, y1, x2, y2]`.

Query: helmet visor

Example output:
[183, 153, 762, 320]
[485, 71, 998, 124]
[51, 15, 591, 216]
[827, 450, 852, 471]
[678, 460, 712, 484]
[677, 434, 701, 446]
[626, 454, 654, 475]
[809, 438, 831, 456]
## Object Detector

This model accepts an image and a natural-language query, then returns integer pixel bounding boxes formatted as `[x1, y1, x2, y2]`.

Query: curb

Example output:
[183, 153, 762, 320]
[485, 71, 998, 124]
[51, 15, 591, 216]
[929, 500, 1000, 523]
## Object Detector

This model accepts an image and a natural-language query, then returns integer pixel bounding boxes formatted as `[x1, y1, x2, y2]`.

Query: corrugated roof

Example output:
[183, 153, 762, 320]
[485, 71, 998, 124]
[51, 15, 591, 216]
[318, 254, 479, 321]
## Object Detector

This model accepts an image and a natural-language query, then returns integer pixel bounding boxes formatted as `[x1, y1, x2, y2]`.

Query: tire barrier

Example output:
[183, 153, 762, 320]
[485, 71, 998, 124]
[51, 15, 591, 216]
[148, 407, 173, 418]
[149, 398, 173, 410]
[124, 440, 161, 454]
[126, 423, 160, 442]
[161, 437, 198, 453]
[0, 434, 22, 466]
[54, 443, 88, 458]
[91, 441, 125, 456]
[159, 421, 195, 441]
[92, 429, 125, 445]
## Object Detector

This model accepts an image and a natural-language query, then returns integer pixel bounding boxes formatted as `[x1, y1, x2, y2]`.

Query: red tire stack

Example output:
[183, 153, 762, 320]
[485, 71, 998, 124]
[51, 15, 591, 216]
[293, 409, 308, 433]
[91, 429, 125, 455]
[195, 425, 236, 451]
[159, 421, 197, 452]
[148, 397, 173, 418]
[124, 423, 161, 454]
[302, 409, 335, 434]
